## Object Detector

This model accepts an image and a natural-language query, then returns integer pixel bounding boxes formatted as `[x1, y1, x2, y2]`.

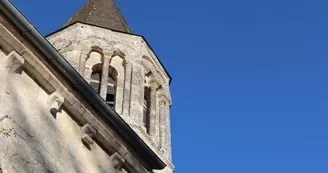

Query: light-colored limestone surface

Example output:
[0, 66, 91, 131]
[0, 50, 118, 173]
[0, 14, 174, 172]
[0, 22, 149, 173]
[47, 23, 174, 172]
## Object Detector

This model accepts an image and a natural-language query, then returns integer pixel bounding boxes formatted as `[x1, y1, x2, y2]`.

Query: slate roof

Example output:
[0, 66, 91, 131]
[65, 0, 132, 33]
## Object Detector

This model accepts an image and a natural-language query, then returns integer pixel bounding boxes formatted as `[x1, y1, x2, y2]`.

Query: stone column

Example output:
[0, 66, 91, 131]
[122, 61, 132, 116]
[115, 75, 124, 114]
[165, 102, 172, 161]
[159, 99, 166, 149]
[78, 51, 88, 76]
[110, 56, 125, 115]
[148, 83, 159, 142]
[100, 56, 111, 99]
[129, 63, 144, 125]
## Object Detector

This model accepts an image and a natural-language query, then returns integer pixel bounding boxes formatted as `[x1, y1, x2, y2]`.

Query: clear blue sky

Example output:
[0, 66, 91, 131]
[11, 0, 328, 172]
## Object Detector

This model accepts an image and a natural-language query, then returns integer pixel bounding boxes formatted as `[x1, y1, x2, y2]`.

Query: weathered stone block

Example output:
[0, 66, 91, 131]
[5, 50, 24, 73]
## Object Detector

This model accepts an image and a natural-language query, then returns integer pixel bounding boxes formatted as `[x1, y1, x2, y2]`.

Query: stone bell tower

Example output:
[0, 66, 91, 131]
[47, 0, 174, 172]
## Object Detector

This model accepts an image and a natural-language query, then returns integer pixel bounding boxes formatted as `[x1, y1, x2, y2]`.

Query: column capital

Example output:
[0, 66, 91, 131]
[102, 54, 112, 62]
[149, 81, 160, 90]
[124, 60, 133, 66]
[103, 52, 114, 59]
[83, 47, 93, 53]
[113, 50, 126, 58]
[158, 92, 172, 106]
[159, 99, 167, 107]
[80, 51, 89, 59]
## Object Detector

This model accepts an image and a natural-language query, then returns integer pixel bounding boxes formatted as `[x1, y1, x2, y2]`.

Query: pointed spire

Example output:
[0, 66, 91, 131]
[66, 0, 132, 33]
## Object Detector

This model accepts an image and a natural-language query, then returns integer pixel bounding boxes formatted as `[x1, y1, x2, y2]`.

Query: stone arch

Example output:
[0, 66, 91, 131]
[109, 54, 125, 113]
[84, 50, 103, 83]
[142, 56, 166, 86]
[78, 36, 116, 53]
[141, 56, 161, 86]
[77, 36, 138, 62]
[142, 56, 172, 107]
[89, 63, 103, 93]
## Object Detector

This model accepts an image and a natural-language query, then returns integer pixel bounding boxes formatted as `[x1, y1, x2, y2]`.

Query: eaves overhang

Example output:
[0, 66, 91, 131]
[0, 0, 166, 170]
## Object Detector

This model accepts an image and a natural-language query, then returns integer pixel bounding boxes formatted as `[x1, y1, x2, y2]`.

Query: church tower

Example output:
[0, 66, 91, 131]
[47, 0, 174, 172]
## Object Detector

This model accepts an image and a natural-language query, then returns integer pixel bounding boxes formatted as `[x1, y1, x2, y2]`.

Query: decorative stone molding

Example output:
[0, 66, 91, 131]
[81, 124, 97, 147]
[0, 23, 25, 54]
[5, 50, 25, 73]
[111, 152, 125, 170]
[149, 80, 160, 89]
[48, 92, 64, 116]
[76, 35, 137, 59]
[158, 91, 172, 106]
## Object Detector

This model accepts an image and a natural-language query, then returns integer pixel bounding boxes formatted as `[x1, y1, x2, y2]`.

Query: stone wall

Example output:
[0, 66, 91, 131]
[0, 51, 119, 173]
[47, 24, 174, 172]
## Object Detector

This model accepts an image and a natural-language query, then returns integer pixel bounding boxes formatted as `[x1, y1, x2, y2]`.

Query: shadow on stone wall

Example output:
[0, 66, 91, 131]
[0, 70, 85, 173]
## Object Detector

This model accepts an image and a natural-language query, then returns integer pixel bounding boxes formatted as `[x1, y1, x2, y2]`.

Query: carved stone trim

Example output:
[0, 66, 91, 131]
[158, 91, 172, 106]
[111, 152, 125, 170]
[149, 80, 160, 90]
[5, 50, 25, 73]
[0, 23, 25, 54]
[48, 92, 64, 116]
[81, 124, 97, 147]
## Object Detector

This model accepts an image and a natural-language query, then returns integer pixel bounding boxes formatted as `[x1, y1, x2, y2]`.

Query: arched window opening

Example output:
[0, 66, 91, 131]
[90, 63, 102, 93]
[106, 66, 118, 108]
[143, 87, 151, 133]
[85, 50, 122, 109]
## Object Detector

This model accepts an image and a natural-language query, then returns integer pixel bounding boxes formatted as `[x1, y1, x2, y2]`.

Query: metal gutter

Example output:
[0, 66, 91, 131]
[0, 0, 166, 170]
